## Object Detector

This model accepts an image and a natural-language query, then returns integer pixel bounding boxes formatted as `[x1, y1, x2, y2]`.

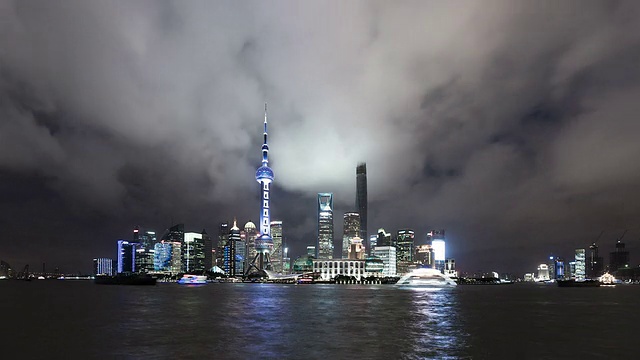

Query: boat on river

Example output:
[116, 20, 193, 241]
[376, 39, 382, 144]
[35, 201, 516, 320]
[177, 275, 208, 285]
[396, 268, 457, 287]
[557, 279, 600, 287]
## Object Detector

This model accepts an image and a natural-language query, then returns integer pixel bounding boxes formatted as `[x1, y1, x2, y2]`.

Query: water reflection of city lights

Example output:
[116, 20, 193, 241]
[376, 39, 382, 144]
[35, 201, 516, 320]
[407, 288, 467, 358]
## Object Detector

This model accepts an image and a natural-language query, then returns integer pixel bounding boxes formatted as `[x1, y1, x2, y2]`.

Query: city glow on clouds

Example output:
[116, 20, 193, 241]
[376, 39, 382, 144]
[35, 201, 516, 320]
[1, 1, 640, 271]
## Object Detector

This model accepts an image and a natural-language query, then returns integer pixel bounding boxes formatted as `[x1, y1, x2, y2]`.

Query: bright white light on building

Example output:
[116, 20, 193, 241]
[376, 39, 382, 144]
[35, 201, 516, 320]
[432, 240, 445, 261]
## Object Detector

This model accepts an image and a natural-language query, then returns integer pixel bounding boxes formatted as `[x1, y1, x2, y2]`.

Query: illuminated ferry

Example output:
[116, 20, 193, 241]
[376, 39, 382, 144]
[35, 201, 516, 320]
[396, 268, 457, 287]
[177, 275, 208, 285]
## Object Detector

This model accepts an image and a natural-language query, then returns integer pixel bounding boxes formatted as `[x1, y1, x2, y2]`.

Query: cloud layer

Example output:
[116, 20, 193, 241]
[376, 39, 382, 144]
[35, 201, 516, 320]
[1, 1, 640, 273]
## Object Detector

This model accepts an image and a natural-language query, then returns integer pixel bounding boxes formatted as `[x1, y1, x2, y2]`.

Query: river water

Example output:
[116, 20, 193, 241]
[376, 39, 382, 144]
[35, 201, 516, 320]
[1, 281, 637, 359]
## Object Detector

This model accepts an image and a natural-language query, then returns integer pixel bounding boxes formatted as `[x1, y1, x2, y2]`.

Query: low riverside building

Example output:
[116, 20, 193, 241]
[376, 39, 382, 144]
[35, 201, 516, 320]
[313, 259, 365, 281]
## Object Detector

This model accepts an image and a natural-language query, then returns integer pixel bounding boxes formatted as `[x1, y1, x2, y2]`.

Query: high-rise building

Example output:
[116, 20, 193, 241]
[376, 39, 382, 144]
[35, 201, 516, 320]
[588, 242, 604, 278]
[153, 241, 173, 272]
[347, 237, 366, 260]
[396, 229, 415, 262]
[217, 222, 229, 268]
[373, 246, 396, 277]
[93, 258, 114, 276]
[369, 235, 378, 250]
[165, 224, 184, 243]
[183, 231, 206, 273]
[202, 229, 212, 271]
[610, 240, 630, 272]
[356, 163, 367, 249]
[428, 230, 446, 271]
[575, 248, 586, 280]
[244, 221, 258, 264]
[551, 256, 565, 280]
[317, 193, 334, 259]
[225, 220, 241, 276]
[342, 212, 360, 259]
[270, 221, 283, 273]
[170, 242, 182, 274]
[134, 229, 156, 273]
[547, 256, 556, 280]
[306, 246, 316, 257]
[537, 264, 550, 281]
[376, 228, 392, 247]
[415, 244, 434, 267]
[567, 261, 576, 279]
[117, 240, 135, 273]
[396, 229, 415, 275]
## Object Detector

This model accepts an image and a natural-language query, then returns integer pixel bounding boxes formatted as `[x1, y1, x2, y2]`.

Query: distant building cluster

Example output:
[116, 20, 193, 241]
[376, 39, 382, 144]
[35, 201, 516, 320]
[92, 107, 456, 281]
[298, 163, 457, 282]
[525, 231, 637, 282]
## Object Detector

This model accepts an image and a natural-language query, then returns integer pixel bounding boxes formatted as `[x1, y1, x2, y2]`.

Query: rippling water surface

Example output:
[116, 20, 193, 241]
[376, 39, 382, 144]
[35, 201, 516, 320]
[1, 281, 638, 359]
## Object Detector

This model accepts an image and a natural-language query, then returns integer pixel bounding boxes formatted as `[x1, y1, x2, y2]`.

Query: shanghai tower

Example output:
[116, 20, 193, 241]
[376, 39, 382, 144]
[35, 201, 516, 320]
[356, 163, 367, 249]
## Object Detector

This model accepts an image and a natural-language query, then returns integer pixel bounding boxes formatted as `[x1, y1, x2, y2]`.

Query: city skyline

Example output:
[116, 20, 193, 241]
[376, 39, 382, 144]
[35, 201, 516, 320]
[2, 2, 640, 274]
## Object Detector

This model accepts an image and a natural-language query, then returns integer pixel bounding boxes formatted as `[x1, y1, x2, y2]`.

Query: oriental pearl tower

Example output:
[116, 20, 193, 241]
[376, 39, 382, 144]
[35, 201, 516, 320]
[246, 104, 275, 276]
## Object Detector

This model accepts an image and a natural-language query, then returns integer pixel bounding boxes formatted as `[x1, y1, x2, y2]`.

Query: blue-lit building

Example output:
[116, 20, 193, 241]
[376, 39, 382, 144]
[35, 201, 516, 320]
[153, 241, 173, 272]
[117, 240, 135, 273]
[246, 104, 275, 274]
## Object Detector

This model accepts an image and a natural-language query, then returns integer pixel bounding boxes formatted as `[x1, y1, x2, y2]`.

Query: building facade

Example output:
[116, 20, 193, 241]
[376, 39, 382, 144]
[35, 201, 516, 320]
[93, 258, 114, 276]
[356, 163, 367, 248]
[183, 231, 206, 273]
[313, 259, 366, 281]
[270, 221, 283, 273]
[347, 236, 366, 260]
[575, 248, 586, 280]
[373, 246, 397, 277]
[117, 240, 135, 273]
[588, 243, 604, 278]
[610, 240, 630, 272]
[317, 193, 334, 259]
[342, 212, 360, 259]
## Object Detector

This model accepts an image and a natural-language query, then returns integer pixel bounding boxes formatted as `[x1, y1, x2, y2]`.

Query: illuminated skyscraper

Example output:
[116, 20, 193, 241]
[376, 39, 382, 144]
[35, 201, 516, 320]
[270, 221, 283, 273]
[216, 222, 229, 268]
[396, 229, 415, 262]
[575, 248, 586, 280]
[247, 104, 275, 275]
[588, 242, 603, 278]
[134, 228, 156, 273]
[244, 221, 258, 263]
[225, 220, 241, 276]
[317, 193, 334, 259]
[93, 258, 114, 276]
[117, 240, 135, 273]
[342, 212, 360, 259]
[396, 229, 415, 275]
[428, 230, 446, 271]
[356, 163, 367, 248]
[153, 241, 173, 272]
[376, 228, 392, 247]
[183, 231, 206, 273]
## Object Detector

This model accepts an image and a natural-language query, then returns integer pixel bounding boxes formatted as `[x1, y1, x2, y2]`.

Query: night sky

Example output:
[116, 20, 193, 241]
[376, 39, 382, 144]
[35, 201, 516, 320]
[1, 1, 640, 274]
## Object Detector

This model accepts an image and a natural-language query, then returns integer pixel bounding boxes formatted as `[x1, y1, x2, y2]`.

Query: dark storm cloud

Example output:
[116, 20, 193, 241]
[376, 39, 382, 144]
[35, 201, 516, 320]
[1, 1, 640, 273]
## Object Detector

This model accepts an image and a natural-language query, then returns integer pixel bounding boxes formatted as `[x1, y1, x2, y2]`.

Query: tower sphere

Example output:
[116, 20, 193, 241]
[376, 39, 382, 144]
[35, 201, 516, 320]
[256, 166, 274, 182]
